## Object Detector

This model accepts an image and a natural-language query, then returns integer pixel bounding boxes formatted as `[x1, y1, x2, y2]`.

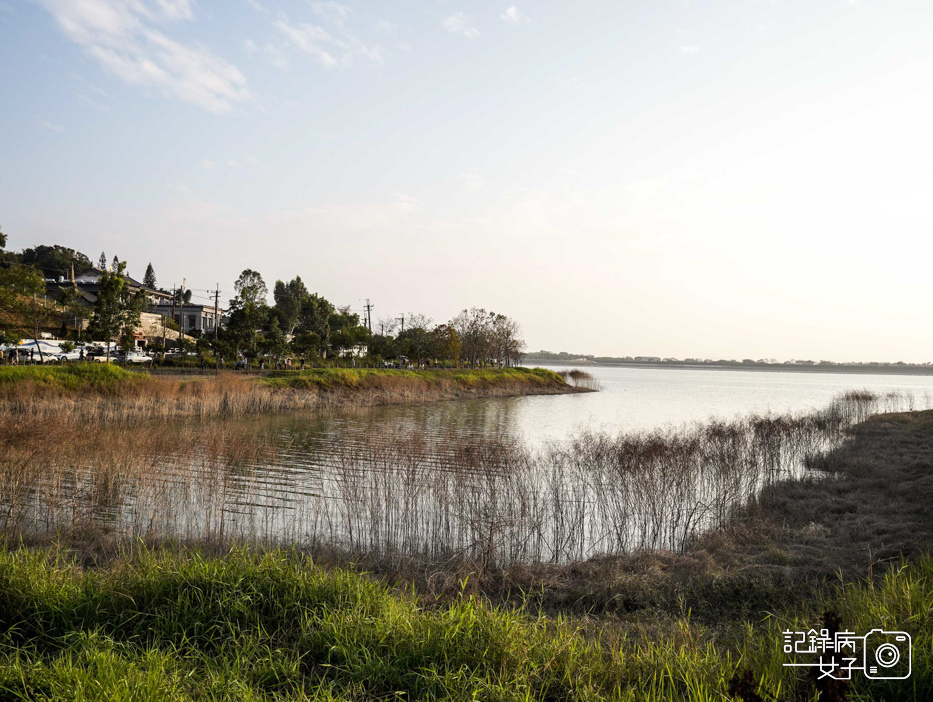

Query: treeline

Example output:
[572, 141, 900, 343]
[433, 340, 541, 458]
[0, 234, 525, 367]
[216, 269, 525, 367]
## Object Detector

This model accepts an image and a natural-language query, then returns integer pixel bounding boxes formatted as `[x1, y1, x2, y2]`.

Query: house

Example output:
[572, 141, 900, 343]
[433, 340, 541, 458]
[150, 300, 224, 336]
[46, 267, 173, 309]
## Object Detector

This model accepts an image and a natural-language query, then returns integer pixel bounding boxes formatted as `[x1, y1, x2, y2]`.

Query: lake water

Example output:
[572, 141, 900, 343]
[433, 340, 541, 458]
[509, 365, 933, 441]
[27, 366, 933, 561]
[261, 365, 933, 450]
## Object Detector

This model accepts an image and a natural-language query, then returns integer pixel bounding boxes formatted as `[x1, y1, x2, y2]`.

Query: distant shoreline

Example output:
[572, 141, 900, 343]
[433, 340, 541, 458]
[527, 359, 933, 377]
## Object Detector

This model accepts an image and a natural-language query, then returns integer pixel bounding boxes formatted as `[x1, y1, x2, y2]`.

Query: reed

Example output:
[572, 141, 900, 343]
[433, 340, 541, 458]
[2, 389, 923, 575]
[0, 365, 579, 423]
[554, 367, 602, 390]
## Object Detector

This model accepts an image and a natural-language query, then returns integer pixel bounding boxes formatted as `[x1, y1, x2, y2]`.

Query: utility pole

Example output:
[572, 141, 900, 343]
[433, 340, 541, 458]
[169, 285, 176, 349]
[180, 278, 186, 338]
[214, 285, 220, 339]
[397, 313, 405, 334]
[364, 299, 373, 332]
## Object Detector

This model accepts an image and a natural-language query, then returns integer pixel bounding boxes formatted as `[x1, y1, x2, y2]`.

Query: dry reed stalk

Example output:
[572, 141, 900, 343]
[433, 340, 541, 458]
[1, 389, 927, 573]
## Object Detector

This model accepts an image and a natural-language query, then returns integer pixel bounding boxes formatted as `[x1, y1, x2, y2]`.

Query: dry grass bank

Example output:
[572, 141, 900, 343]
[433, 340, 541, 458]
[0, 365, 582, 423]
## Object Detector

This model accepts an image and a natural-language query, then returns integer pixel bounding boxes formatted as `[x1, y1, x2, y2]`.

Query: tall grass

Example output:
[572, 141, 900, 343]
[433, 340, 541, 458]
[1, 389, 923, 571]
[0, 365, 576, 423]
[554, 368, 602, 390]
[0, 545, 929, 700]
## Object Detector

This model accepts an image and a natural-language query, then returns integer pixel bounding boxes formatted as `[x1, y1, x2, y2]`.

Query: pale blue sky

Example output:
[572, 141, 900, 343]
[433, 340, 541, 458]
[2, 0, 932, 361]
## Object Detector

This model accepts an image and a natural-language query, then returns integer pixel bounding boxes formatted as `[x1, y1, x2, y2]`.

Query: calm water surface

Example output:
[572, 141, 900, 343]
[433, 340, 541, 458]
[33, 366, 933, 558]
[266, 365, 933, 449]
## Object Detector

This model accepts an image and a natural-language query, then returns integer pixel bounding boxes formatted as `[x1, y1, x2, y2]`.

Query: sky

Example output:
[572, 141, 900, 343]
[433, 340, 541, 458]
[2, 0, 932, 362]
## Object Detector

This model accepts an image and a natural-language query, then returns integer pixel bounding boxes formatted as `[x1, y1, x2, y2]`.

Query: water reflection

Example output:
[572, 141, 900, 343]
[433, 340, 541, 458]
[9, 384, 928, 564]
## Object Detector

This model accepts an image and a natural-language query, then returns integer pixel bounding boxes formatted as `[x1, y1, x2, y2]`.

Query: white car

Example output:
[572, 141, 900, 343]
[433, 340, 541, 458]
[57, 349, 84, 362]
[124, 351, 153, 364]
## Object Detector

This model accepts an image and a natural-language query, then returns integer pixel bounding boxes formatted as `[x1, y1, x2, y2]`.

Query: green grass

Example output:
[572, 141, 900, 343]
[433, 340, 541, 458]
[0, 363, 145, 390]
[0, 546, 929, 701]
[261, 366, 568, 391]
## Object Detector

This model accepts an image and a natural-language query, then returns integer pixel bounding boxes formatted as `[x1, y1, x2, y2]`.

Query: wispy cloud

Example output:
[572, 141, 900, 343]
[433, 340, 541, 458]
[500, 7, 530, 26]
[37, 0, 250, 113]
[274, 12, 384, 68]
[41, 119, 65, 132]
[310, 1, 352, 25]
[153, 0, 193, 21]
[244, 0, 269, 14]
[680, 45, 698, 55]
[274, 20, 340, 67]
[442, 12, 479, 39]
[245, 38, 289, 69]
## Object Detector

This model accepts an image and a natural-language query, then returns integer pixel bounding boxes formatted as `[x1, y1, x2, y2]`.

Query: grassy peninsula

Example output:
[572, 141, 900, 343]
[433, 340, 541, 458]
[0, 365, 584, 422]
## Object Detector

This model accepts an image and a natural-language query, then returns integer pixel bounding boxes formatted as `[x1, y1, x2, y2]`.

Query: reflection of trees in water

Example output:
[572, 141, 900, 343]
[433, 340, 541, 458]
[3, 390, 924, 566]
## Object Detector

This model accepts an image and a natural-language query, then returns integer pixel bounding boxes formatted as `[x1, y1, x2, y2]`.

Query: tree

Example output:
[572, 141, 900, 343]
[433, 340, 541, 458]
[20, 245, 92, 279]
[228, 269, 269, 356]
[111, 255, 119, 273]
[87, 262, 145, 361]
[395, 314, 433, 365]
[58, 286, 91, 340]
[232, 269, 268, 308]
[273, 276, 309, 335]
[143, 263, 157, 289]
[328, 306, 370, 360]
[291, 331, 322, 358]
[0, 264, 53, 361]
[98, 252, 107, 270]
[0, 227, 6, 250]
[296, 293, 334, 358]
[260, 318, 289, 358]
[430, 324, 461, 366]
[450, 307, 494, 367]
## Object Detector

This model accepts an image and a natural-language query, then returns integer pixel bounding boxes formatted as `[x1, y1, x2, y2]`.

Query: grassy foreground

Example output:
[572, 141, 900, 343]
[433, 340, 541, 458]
[0, 545, 929, 701]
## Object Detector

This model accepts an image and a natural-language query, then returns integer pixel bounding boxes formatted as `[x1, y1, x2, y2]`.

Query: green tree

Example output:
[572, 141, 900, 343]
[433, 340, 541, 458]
[0, 264, 53, 361]
[20, 245, 92, 279]
[260, 318, 289, 358]
[143, 263, 157, 289]
[58, 286, 91, 340]
[296, 293, 334, 358]
[430, 324, 462, 366]
[98, 252, 107, 270]
[396, 317, 433, 365]
[87, 262, 145, 362]
[367, 333, 397, 361]
[228, 269, 269, 356]
[328, 307, 371, 361]
[273, 276, 309, 335]
[291, 331, 322, 359]
[232, 269, 268, 307]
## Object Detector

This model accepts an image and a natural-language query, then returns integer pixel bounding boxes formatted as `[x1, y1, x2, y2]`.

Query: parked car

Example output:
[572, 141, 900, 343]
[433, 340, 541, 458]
[86, 346, 116, 362]
[113, 351, 152, 364]
[57, 349, 84, 362]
